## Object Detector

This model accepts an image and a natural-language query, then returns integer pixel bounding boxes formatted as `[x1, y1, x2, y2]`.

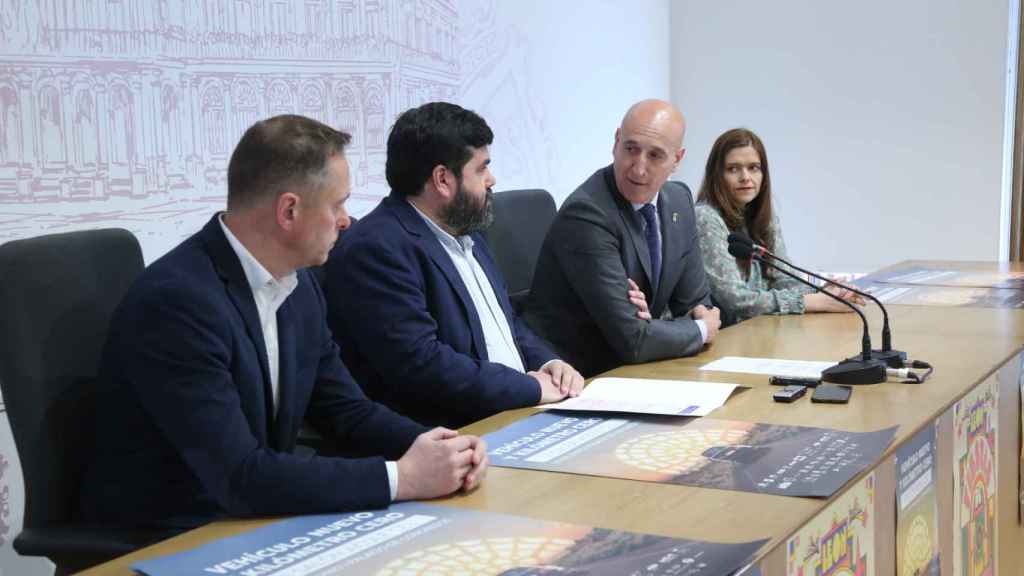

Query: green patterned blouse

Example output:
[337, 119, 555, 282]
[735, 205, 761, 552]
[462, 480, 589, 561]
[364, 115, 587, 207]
[694, 203, 814, 323]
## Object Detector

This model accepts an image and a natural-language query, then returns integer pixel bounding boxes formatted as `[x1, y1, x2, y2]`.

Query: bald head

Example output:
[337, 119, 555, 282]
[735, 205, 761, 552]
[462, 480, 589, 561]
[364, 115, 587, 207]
[620, 99, 686, 150]
[612, 99, 687, 204]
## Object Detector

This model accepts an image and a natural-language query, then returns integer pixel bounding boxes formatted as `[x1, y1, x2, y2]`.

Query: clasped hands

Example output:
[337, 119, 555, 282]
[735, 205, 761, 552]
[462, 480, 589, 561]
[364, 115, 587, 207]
[396, 427, 488, 500]
[532, 359, 584, 403]
[395, 360, 588, 500]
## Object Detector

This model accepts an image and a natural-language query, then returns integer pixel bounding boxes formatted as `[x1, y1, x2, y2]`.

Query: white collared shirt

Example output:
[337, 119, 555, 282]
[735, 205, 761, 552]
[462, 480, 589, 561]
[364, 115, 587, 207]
[218, 216, 298, 416]
[630, 193, 708, 344]
[409, 201, 527, 373]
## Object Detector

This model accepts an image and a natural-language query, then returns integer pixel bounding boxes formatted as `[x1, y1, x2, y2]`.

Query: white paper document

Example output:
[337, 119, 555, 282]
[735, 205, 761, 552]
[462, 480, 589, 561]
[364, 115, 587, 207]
[542, 377, 740, 417]
[699, 356, 835, 379]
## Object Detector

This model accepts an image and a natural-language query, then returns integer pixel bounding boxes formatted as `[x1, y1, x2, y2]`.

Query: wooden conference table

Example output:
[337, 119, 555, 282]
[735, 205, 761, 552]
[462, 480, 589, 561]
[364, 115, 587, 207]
[82, 261, 1024, 575]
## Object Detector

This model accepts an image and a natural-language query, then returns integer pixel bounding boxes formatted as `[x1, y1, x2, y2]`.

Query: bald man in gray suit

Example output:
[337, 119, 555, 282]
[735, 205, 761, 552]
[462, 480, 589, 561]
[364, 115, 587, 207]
[524, 100, 720, 377]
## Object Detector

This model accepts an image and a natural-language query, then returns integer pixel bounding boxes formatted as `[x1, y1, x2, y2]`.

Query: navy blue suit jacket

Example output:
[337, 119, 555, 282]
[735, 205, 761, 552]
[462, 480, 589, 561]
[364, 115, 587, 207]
[324, 194, 556, 429]
[79, 215, 426, 531]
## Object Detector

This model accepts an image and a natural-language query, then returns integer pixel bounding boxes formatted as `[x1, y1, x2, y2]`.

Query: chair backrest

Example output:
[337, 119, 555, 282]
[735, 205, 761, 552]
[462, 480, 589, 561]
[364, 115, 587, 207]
[483, 189, 557, 314]
[0, 228, 144, 530]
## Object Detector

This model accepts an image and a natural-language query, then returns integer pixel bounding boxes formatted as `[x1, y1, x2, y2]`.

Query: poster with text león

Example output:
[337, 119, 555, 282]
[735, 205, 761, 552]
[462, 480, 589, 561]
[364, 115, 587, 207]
[786, 472, 875, 576]
[953, 380, 998, 576]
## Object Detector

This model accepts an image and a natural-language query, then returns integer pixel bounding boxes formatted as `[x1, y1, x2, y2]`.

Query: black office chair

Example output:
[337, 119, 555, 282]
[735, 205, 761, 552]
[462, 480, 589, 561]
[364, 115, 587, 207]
[0, 228, 156, 574]
[483, 189, 557, 315]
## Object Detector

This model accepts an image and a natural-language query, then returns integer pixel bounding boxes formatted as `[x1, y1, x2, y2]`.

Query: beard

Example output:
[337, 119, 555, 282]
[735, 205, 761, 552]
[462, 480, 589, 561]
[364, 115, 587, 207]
[440, 179, 494, 236]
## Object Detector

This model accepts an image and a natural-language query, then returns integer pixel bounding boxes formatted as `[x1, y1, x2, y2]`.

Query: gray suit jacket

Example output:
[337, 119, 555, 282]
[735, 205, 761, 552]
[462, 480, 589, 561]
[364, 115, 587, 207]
[524, 165, 711, 377]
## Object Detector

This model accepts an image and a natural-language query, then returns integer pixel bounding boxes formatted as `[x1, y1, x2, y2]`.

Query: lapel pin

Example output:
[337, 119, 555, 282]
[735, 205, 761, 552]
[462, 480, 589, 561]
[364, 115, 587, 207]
[672, 212, 678, 222]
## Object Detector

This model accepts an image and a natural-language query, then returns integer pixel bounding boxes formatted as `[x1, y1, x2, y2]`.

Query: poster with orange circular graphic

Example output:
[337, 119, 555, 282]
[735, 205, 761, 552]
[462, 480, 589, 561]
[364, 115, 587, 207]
[486, 412, 896, 498]
[895, 424, 940, 576]
[130, 502, 768, 576]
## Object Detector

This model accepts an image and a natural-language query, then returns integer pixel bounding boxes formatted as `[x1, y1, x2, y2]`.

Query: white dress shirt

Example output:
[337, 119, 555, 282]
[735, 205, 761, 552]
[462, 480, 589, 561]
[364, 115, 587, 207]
[219, 215, 399, 500]
[630, 193, 708, 344]
[218, 216, 298, 413]
[410, 201, 527, 373]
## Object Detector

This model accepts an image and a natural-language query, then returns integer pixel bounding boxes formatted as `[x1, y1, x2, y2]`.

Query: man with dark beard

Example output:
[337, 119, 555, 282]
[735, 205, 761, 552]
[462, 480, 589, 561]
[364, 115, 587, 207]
[323, 102, 582, 429]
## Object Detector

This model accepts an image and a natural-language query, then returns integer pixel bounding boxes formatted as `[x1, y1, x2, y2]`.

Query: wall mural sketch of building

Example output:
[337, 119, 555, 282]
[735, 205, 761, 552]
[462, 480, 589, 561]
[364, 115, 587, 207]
[456, 0, 556, 197]
[0, 0, 460, 259]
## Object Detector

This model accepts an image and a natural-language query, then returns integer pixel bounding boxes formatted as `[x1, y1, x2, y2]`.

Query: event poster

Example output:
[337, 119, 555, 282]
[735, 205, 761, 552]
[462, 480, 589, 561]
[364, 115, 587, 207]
[1018, 352, 1024, 525]
[865, 266, 1024, 290]
[485, 412, 897, 498]
[786, 472, 876, 576]
[953, 380, 998, 576]
[851, 280, 1024, 309]
[131, 502, 768, 576]
[742, 566, 763, 576]
[895, 424, 940, 576]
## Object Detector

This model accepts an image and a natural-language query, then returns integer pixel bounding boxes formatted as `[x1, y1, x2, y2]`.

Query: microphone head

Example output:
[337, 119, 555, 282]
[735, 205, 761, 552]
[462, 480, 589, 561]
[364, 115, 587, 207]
[727, 231, 754, 248]
[727, 240, 755, 261]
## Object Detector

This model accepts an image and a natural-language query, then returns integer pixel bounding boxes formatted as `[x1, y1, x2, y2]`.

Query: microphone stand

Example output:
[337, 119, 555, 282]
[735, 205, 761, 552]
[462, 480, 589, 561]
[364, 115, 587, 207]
[731, 232, 907, 367]
[760, 250, 905, 367]
[728, 241, 886, 384]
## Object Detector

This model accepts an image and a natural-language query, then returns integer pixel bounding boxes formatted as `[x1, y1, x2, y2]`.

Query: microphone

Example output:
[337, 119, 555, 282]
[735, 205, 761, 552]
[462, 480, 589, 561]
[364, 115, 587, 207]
[727, 240, 886, 385]
[727, 231, 906, 368]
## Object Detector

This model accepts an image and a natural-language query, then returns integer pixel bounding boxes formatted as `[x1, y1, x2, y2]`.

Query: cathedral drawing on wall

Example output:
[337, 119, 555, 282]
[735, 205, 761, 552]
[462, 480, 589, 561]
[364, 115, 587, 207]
[0, 0, 460, 244]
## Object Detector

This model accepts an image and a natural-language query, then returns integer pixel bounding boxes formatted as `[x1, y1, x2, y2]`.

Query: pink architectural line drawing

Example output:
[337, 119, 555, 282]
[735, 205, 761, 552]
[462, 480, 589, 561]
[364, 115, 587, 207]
[0, 0, 460, 245]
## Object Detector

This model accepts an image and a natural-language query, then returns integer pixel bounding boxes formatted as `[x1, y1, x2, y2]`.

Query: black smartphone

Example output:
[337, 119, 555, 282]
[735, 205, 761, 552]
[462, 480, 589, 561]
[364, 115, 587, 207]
[811, 384, 852, 404]
[772, 385, 806, 403]
[769, 375, 821, 388]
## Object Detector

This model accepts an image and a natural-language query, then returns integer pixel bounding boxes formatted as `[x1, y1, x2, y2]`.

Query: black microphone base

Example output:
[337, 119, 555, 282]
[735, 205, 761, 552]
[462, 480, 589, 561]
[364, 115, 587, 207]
[821, 358, 887, 385]
[840, 349, 908, 368]
[860, 349, 907, 368]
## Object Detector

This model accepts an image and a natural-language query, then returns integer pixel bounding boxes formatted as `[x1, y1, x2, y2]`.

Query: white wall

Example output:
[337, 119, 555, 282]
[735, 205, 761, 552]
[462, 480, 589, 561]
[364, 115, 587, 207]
[464, 0, 670, 204]
[670, 0, 1010, 272]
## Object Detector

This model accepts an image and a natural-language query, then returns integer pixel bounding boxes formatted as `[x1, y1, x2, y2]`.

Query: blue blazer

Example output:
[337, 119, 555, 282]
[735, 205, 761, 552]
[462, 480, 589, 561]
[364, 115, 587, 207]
[324, 194, 556, 429]
[79, 215, 426, 531]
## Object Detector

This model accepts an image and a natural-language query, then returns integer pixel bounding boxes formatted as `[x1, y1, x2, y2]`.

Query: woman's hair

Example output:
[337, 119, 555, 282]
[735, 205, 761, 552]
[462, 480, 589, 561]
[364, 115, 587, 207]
[697, 128, 774, 278]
